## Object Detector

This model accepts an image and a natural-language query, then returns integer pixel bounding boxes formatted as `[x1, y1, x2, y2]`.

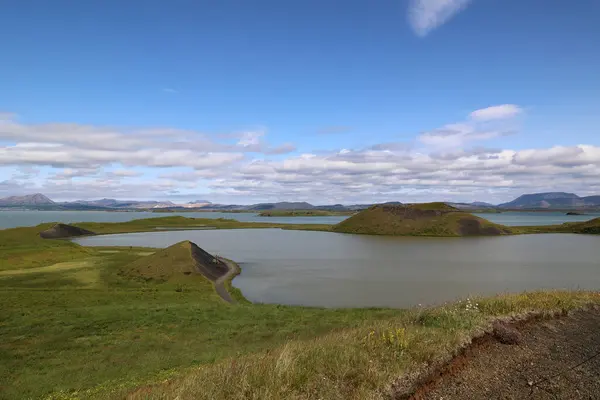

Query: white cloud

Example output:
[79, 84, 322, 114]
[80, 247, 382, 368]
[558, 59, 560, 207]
[49, 168, 99, 180]
[469, 104, 523, 121]
[417, 105, 521, 149]
[0, 115, 291, 171]
[408, 0, 472, 37]
[237, 131, 263, 147]
[513, 145, 600, 167]
[2, 107, 600, 204]
[107, 169, 143, 178]
[163, 88, 178, 94]
[418, 123, 502, 148]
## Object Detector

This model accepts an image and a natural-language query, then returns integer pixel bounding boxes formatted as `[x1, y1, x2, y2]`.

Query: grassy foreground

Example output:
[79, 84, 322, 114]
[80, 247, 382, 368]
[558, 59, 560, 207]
[0, 225, 399, 399]
[122, 291, 600, 400]
[1, 217, 600, 399]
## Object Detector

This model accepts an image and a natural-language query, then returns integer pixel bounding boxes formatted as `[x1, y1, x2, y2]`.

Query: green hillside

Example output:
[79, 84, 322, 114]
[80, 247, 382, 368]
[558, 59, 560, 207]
[121, 240, 227, 285]
[333, 203, 512, 236]
[557, 217, 600, 234]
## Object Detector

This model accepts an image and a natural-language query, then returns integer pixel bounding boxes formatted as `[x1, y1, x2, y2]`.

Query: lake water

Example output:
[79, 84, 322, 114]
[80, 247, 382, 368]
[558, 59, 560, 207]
[473, 211, 600, 226]
[0, 210, 347, 229]
[74, 229, 600, 308]
[2, 210, 598, 230]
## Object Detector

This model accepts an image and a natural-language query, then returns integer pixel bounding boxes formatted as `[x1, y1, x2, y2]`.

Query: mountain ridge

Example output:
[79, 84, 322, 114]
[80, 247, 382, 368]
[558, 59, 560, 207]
[498, 192, 600, 209]
[0, 193, 55, 206]
[2, 192, 600, 211]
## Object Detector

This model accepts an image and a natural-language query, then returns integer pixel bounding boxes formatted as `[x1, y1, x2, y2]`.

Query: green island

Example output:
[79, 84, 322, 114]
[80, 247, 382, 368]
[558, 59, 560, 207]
[1, 202, 600, 399]
[258, 209, 355, 217]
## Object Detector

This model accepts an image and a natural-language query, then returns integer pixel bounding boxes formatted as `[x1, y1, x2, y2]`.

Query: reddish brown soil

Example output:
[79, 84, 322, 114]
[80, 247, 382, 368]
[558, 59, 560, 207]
[400, 308, 600, 400]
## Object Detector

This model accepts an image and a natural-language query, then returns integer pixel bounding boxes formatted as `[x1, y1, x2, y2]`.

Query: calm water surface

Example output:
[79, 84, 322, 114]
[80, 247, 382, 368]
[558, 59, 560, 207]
[74, 229, 600, 308]
[2, 210, 598, 230]
[0, 210, 347, 229]
[473, 211, 600, 226]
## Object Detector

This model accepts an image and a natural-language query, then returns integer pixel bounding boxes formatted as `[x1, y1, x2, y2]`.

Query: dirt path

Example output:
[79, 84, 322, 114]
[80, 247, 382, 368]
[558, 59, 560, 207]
[213, 257, 239, 304]
[408, 308, 600, 400]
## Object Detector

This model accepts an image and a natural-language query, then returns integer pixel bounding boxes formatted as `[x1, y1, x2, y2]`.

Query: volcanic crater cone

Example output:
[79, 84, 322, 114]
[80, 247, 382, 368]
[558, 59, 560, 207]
[39, 223, 96, 239]
[333, 202, 512, 236]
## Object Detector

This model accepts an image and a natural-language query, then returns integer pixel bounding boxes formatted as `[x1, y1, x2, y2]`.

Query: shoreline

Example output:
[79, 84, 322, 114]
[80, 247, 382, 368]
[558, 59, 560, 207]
[213, 257, 244, 304]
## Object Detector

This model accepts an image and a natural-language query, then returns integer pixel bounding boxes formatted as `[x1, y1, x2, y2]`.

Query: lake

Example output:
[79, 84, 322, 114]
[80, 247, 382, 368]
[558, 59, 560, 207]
[473, 211, 600, 226]
[2, 209, 599, 230]
[0, 210, 347, 229]
[74, 229, 600, 308]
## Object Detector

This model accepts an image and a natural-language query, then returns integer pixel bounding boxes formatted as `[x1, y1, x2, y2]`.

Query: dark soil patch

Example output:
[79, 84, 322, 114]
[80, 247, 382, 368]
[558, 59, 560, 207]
[458, 218, 506, 236]
[39, 223, 95, 239]
[189, 241, 228, 281]
[401, 308, 600, 400]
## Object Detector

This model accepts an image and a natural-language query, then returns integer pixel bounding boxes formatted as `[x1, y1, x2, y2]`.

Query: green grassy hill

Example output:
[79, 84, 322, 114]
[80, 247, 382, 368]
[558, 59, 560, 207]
[558, 217, 600, 234]
[332, 203, 512, 236]
[121, 240, 228, 285]
[39, 223, 95, 239]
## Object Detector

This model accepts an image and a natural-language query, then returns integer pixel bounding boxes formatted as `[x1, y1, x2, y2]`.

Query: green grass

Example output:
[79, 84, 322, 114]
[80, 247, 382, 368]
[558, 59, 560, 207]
[1, 216, 600, 399]
[120, 241, 213, 285]
[73, 215, 332, 235]
[403, 202, 457, 211]
[0, 237, 400, 400]
[0, 224, 92, 272]
[513, 217, 600, 235]
[258, 210, 355, 217]
[122, 290, 600, 400]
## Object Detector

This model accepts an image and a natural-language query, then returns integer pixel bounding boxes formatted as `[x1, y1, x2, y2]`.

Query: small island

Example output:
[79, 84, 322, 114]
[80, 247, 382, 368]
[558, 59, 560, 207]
[333, 202, 512, 236]
[258, 209, 355, 217]
[566, 211, 586, 216]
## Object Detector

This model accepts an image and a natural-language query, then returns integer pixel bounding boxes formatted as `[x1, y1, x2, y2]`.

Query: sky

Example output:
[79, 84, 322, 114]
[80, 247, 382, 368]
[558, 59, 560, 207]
[1, 0, 600, 205]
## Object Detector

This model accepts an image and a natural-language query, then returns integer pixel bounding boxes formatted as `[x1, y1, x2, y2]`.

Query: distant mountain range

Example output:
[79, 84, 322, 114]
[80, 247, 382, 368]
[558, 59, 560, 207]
[0, 193, 55, 206]
[1, 192, 600, 211]
[497, 192, 600, 209]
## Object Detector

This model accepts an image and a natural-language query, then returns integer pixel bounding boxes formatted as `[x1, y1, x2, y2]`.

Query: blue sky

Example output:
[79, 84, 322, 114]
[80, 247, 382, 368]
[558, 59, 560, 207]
[1, 0, 599, 204]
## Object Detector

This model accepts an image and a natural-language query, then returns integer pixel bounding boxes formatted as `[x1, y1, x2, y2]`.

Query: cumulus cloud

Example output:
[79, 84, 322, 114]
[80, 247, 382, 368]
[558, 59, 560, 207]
[234, 131, 296, 154]
[106, 169, 143, 178]
[408, 0, 472, 37]
[418, 123, 503, 148]
[207, 144, 600, 203]
[513, 145, 600, 167]
[2, 106, 599, 204]
[469, 104, 523, 121]
[49, 168, 99, 180]
[418, 105, 521, 149]
[0, 114, 293, 172]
